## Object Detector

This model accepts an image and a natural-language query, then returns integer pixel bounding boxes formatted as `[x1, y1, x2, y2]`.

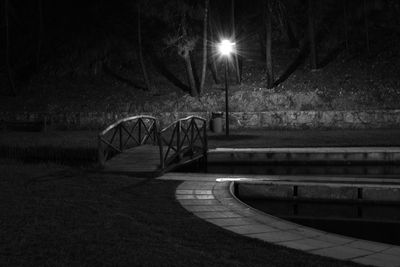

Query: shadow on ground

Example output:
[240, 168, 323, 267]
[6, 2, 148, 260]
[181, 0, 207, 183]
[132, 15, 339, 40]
[208, 134, 260, 141]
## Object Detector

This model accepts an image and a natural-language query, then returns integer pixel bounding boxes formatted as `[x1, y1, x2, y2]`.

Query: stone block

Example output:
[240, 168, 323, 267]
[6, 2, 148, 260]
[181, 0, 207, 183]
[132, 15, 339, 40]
[238, 184, 294, 199]
[363, 187, 400, 202]
[297, 185, 357, 200]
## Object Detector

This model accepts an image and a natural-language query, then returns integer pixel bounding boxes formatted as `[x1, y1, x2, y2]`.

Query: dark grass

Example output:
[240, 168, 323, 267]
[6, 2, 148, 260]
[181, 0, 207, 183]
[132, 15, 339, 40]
[0, 145, 97, 166]
[0, 161, 364, 266]
[0, 131, 97, 166]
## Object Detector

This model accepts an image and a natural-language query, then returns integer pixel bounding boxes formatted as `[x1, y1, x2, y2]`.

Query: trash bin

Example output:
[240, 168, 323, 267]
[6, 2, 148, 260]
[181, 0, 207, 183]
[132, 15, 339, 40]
[211, 112, 223, 133]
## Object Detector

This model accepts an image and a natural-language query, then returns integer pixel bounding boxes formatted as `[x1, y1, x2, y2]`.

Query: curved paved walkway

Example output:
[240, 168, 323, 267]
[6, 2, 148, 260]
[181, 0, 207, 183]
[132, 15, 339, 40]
[161, 173, 400, 267]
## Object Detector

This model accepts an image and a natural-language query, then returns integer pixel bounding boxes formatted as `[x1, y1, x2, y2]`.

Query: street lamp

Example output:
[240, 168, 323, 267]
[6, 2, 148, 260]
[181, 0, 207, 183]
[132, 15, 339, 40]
[218, 39, 236, 136]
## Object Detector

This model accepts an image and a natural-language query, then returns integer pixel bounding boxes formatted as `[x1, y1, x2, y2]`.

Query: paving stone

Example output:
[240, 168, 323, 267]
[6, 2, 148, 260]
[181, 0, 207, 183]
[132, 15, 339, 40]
[348, 240, 391, 252]
[186, 205, 230, 212]
[353, 252, 400, 267]
[229, 207, 257, 217]
[225, 224, 278, 235]
[280, 238, 335, 251]
[250, 215, 297, 230]
[193, 183, 218, 189]
[177, 182, 216, 190]
[248, 231, 304, 243]
[314, 234, 354, 245]
[213, 189, 233, 198]
[194, 190, 213, 195]
[287, 227, 324, 238]
[178, 199, 220, 206]
[194, 195, 215, 200]
[213, 183, 230, 189]
[206, 217, 254, 227]
[312, 246, 371, 260]
[383, 247, 400, 256]
[195, 211, 241, 219]
[176, 194, 196, 200]
[175, 189, 194, 194]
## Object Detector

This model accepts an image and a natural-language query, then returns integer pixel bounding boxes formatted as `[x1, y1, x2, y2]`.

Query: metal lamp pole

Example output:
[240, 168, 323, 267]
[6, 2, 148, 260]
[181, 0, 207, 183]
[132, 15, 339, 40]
[218, 39, 235, 137]
[224, 57, 229, 136]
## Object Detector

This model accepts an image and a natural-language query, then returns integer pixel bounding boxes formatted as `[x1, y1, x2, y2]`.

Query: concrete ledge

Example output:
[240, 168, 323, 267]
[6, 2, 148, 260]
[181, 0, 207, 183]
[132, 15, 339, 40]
[237, 181, 400, 202]
[208, 147, 400, 164]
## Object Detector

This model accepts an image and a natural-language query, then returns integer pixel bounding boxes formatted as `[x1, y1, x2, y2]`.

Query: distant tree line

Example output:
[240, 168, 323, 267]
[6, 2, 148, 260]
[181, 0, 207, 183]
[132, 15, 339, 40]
[1, 0, 399, 97]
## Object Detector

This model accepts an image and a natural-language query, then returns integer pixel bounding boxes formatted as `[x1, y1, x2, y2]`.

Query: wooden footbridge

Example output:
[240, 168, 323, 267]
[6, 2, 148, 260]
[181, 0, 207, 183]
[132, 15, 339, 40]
[98, 115, 207, 177]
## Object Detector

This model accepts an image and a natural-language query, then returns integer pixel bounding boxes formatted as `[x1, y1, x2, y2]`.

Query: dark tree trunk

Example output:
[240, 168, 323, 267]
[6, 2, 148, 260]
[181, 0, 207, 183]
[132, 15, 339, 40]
[36, 0, 44, 71]
[342, 0, 349, 50]
[278, 1, 298, 48]
[184, 53, 197, 97]
[363, 0, 370, 53]
[265, 0, 274, 88]
[137, 3, 152, 91]
[284, 15, 298, 48]
[4, 0, 16, 96]
[308, 0, 318, 70]
[199, 0, 209, 95]
[181, 14, 197, 97]
[231, 0, 240, 84]
[208, 3, 220, 84]
[258, 32, 266, 58]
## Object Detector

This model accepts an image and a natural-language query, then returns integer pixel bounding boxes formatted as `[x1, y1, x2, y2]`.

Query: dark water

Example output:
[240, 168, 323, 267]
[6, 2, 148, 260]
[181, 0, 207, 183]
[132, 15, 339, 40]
[243, 198, 400, 245]
[179, 161, 400, 176]
[206, 163, 400, 175]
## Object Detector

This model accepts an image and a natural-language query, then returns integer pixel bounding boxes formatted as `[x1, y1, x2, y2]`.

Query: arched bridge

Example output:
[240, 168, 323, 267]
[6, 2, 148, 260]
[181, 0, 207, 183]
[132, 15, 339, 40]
[98, 115, 207, 176]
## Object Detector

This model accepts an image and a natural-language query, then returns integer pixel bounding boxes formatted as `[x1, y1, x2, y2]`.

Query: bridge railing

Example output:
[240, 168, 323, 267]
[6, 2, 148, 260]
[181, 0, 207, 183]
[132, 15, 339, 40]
[159, 116, 207, 171]
[98, 115, 158, 167]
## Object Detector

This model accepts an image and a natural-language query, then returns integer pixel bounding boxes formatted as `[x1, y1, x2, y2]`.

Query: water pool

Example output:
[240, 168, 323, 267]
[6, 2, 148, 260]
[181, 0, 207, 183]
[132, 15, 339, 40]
[241, 197, 400, 245]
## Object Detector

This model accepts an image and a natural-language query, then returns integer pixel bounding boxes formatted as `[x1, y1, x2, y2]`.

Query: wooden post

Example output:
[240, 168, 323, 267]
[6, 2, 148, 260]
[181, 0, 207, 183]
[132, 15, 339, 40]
[153, 120, 158, 145]
[203, 120, 208, 172]
[98, 135, 105, 167]
[119, 124, 123, 151]
[158, 125, 164, 170]
[138, 119, 142, 144]
[177, 120, 181, 161]
[191, 118, 194, 151]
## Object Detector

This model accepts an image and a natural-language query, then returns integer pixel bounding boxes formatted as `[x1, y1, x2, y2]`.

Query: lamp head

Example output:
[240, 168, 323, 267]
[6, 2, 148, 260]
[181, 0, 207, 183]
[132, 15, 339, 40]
[218, 39, 236, 56]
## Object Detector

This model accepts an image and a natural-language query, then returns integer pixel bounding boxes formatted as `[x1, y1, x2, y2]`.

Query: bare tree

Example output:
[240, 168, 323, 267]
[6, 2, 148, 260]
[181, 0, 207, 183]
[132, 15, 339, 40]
[36, 0, 44, 70]
[208, 1, 220, 84]
[307, 0, 318, 70]
[4, 0, 16, 96]
[265, 0, 274, 88]
[276, 0, 298, 48]
[231, 0, 240, 84]
[180, 13, 197, 97]
[199, 0, 209, 95]
[137, 2, 153, 91]
[363, 0, 370, 53]
[342, 0, 349, 50]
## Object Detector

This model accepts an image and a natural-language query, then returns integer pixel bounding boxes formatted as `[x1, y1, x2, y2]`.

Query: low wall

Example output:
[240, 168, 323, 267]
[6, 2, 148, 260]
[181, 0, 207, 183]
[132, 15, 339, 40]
[237, 183, 400, 203]
[1, 109, 400, 130]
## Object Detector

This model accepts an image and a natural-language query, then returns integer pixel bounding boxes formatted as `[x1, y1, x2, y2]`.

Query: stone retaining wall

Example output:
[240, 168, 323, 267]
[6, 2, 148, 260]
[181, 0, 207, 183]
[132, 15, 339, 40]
[1, 109, 400, 130]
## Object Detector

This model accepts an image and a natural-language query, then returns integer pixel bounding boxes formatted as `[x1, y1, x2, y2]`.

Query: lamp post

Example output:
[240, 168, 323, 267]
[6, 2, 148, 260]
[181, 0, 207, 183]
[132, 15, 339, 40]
[218, 39, 236, 136]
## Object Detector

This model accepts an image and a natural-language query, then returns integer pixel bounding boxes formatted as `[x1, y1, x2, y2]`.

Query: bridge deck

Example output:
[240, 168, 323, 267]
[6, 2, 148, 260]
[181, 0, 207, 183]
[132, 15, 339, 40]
[103, 145, 162, 176]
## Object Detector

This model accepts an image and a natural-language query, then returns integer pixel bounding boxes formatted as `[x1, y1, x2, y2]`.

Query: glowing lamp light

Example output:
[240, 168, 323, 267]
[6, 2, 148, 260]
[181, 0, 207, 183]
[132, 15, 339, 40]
[218, 39, 236, 56]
